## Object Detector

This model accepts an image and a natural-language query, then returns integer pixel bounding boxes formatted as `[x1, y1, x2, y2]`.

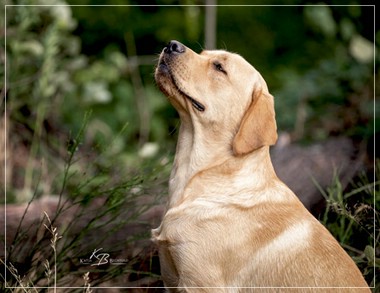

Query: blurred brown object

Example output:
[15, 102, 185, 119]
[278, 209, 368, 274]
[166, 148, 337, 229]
[272, 134, 366, 212]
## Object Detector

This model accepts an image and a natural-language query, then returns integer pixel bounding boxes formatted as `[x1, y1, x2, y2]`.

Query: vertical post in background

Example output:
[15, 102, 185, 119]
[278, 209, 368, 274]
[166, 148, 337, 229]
[205, 0, 217, 49]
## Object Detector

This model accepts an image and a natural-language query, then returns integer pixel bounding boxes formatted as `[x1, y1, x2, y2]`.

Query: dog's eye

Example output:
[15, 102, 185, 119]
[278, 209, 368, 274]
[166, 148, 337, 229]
[213, 62, 227, 74]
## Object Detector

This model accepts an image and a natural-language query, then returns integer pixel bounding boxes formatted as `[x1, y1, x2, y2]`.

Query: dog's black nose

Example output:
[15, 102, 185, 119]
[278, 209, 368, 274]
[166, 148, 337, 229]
[164, 40, 186, 54]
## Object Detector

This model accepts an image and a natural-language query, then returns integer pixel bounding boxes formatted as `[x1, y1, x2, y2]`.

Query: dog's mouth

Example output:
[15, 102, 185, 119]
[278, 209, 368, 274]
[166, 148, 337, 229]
[158, 61, 205, 112]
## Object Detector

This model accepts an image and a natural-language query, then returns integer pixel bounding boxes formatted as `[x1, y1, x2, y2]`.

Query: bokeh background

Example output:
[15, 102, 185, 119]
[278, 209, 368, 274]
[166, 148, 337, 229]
[1, 1, 378, 291]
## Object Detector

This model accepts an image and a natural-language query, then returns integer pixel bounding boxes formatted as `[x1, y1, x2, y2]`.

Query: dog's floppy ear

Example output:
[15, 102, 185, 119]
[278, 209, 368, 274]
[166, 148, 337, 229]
[232, 89, 278, 156]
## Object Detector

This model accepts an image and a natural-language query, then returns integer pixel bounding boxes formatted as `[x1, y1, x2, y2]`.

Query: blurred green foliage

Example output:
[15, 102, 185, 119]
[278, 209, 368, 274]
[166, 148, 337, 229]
[3, 1, 376, 199]
[67, 0, 376, 141]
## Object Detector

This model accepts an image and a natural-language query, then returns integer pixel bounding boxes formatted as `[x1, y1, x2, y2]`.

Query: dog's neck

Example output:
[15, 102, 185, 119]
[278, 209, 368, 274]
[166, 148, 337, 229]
[167, 120, 277, 208]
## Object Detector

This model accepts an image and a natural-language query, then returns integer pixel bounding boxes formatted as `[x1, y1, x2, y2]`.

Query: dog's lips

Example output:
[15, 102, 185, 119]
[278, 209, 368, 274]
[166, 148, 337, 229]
[157, 58, 205, 112]
[186, 96, 205, 112]
[158, 60, 169, 73]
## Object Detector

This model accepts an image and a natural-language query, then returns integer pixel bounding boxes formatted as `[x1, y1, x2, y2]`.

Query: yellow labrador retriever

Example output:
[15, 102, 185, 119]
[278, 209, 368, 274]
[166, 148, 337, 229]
[152, 40, 369, 292]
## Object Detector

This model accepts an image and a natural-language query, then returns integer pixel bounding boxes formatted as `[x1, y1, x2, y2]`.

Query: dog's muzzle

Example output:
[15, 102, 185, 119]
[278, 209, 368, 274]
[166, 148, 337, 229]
[156, 40, 205, 112]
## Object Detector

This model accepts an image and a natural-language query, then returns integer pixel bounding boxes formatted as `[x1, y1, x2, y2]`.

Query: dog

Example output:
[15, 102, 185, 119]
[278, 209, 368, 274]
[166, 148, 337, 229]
[152, 40, 370, 292]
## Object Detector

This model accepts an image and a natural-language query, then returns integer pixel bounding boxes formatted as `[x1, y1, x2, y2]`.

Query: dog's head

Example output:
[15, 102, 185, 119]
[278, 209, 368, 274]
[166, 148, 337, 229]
[155, 40, 277, 156]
